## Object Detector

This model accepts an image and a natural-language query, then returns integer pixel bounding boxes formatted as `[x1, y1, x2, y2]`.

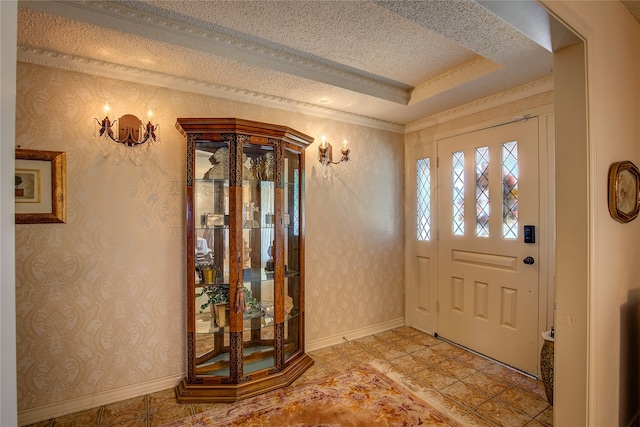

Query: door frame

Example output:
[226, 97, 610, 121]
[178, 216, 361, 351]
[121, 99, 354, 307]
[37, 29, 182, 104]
[404, 104, 555, 377]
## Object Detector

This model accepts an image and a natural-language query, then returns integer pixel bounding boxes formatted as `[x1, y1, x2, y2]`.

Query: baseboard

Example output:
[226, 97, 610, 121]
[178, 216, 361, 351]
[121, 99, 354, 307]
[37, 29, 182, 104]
[18, 318, 406, 426]
[306, 317, 406, 352]
[17, 373, 183, 426]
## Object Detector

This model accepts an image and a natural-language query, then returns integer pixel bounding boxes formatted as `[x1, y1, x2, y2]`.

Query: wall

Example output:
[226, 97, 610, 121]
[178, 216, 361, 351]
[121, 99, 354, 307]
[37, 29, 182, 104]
[542, 1, 640, 425]
[553, 40, 588, 427]
[1, 1, 18, 426]
[14, 63, 404, 420]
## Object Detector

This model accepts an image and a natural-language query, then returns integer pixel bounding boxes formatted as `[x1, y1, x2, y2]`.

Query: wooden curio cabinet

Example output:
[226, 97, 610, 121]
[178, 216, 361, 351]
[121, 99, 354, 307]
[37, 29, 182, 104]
[175, 118, 314, 402]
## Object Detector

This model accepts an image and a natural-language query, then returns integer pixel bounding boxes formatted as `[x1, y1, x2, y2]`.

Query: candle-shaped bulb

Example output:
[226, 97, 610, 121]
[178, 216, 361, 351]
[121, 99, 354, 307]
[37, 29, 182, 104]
[103, 102, 110, 116]
[342, 139, 348, 151]
[147, 109, 154, 121]
[321, 135, 327, 148]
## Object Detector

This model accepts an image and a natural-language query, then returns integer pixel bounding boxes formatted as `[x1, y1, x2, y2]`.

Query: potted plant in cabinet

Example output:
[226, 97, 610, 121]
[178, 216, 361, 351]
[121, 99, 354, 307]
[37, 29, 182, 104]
[196, 284, 261, 328]
[196, 284, 228, 328]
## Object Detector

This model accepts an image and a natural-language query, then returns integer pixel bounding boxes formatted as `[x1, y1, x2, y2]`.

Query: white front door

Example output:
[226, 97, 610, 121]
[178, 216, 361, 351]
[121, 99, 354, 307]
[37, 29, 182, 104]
[437, 118, 540, 374]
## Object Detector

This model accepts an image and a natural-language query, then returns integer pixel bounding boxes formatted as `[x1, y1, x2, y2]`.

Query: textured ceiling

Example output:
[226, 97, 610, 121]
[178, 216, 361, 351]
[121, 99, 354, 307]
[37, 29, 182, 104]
[17, 0, 566, 130]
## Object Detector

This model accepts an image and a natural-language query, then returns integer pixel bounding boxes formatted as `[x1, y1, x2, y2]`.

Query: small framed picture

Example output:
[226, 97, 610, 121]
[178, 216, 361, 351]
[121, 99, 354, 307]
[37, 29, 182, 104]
[15, 149, 66, 224]
[608, 160, 640, 223]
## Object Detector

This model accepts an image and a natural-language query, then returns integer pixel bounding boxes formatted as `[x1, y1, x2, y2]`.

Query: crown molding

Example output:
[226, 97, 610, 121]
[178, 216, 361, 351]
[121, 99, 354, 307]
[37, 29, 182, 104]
[405, 75, 554, 134]
[17, 43, 552, 137]
[17, 45, 404, 134]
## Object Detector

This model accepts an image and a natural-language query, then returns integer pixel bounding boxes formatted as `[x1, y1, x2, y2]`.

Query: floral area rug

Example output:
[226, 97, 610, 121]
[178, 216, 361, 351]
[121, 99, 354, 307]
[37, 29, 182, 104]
[162, 361, 477, 426]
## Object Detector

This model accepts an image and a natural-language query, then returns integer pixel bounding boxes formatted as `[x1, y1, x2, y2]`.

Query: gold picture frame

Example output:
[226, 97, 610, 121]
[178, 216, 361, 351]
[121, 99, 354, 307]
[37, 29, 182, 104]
[608, 160, 640, 223]
[15, 149, 66, 224]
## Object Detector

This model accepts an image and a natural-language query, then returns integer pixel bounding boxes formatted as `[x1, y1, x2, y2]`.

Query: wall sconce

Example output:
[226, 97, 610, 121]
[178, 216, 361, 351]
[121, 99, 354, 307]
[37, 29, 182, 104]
[94, 102, 160, 165]
[318, 135, 350, 177]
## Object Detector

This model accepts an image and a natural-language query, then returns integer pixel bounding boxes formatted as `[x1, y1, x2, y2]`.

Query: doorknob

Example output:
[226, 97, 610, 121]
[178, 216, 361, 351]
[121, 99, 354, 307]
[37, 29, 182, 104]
[523, 256, 535, 265]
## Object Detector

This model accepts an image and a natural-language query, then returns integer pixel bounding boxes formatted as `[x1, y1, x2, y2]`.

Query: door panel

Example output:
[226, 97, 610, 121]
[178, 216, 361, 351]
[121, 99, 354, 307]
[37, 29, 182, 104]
[416, 256, 432, 312]
[437, 119, 539, 374]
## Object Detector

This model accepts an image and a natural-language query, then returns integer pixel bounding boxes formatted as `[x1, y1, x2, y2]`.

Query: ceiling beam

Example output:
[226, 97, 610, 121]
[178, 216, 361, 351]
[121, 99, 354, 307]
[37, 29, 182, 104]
[20, 0, 413, 104]
[476, 0, 581, 52]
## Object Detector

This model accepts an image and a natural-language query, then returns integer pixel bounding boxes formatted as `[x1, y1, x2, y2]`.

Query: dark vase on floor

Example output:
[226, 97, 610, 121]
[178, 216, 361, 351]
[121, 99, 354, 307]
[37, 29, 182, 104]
[540, 337, 554, 405]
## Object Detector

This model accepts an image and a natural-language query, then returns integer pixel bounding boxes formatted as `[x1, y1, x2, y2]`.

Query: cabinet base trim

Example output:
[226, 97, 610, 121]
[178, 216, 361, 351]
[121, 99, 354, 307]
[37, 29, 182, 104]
[306, 317, 406, 352]
[175, 353, 314, 403]
[17, 374, 183, 426]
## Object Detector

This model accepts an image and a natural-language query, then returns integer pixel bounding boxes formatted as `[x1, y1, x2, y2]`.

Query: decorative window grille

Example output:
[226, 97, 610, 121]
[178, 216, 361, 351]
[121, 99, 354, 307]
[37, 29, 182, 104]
[502, 141, 518, 239]
[475, 147, 490, 237]
[452, 151, 465, 236]
[416, 158, 431, 241]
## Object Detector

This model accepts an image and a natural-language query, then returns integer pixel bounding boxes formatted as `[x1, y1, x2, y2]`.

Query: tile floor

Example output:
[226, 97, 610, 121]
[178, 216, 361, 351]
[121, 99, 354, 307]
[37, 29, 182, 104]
[25, 327, 552, 427]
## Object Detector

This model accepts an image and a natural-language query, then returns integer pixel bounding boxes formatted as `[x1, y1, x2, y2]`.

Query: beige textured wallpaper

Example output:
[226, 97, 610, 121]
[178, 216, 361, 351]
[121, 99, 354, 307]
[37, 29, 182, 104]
[15, 63, 404, 412]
